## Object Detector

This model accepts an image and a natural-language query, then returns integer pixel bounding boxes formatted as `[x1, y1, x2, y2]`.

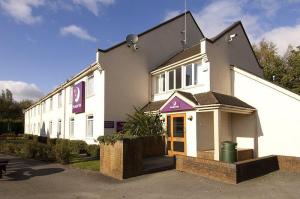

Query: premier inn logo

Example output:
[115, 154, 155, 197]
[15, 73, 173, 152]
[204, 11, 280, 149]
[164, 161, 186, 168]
[72, 81, 85, 114]
[170, 100, 180, 109]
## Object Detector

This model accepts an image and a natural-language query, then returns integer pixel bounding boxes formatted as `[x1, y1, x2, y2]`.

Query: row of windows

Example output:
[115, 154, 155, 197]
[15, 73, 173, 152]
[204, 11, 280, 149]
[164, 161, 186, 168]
[27, 115, 94, 138]
[154, 63, 202, 94]
[27, 75, 95, 116]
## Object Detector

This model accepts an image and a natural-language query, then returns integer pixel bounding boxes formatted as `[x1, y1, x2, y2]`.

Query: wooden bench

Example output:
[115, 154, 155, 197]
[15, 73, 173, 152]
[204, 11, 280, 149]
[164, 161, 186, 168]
[0, 159, 9, 178]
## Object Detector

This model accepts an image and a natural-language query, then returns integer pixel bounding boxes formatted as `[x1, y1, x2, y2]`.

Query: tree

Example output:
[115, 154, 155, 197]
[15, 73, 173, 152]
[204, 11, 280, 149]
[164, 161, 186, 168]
[253, 40, 285, 84]
[253, 40, 300, 94]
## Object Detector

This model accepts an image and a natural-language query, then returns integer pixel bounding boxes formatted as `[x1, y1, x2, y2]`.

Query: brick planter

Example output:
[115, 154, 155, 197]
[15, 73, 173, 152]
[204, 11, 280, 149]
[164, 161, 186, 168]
[100, 136, 165, 180]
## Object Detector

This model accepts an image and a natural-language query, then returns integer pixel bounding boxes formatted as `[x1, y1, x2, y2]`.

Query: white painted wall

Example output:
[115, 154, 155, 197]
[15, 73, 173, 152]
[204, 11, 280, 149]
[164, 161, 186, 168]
[24, 69, 105, 144]
[186, 111, 197, 157]
[233, 67, 300, 157]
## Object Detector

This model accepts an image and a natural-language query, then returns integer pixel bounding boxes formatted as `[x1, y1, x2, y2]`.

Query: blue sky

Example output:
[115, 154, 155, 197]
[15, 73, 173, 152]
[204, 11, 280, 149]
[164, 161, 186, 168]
[0, 0, 300, 101]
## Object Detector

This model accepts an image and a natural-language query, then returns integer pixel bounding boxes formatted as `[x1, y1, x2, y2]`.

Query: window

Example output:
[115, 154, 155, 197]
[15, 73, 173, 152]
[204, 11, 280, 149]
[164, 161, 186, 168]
[175, 67, 182, 89]
[49, 98, 53, 111]
[43, 102, 46, 113]
[168, 70, 175, 90]
[57, 120, 62, 137]
[86, 115, 93, 137]
[58, 92, 62, 108]
[87, 75, 94, 97]
[194, 63, 201, 85]
[69, 86, 73, 104]
[49, 121, 52, 135]
[185, 64, 193, 86]
[155, 73, 165, 94]
[70, 118, 74, 137]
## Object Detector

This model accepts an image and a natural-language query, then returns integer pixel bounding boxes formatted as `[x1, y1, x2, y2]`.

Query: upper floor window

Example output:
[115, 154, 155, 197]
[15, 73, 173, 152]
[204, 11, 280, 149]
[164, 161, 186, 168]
[49, 97, 53, 111]
[155, 73, 165, 94]
[43, 102, 46, 113]
[87, 75, 94, 97]
[153, 62, 203, 94]
[58, 92, 62, 108]
[185, 64, 193, 86]
[69, 85, 73, 104]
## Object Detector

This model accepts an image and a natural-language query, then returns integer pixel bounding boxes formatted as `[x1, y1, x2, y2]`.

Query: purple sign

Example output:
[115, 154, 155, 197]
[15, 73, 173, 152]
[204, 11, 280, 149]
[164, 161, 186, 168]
[161, 96, 193, 113]
[72, 81, 85, 114]
[116, 121, 126, 132]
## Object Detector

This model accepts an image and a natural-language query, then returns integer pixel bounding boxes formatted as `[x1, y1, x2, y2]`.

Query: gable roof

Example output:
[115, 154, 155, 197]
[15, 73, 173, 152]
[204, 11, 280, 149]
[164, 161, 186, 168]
[97, 11, 204, 53]
[142, 91, 255, 112]
[152, 43, 201, 72]
[151, 20, 262, 73]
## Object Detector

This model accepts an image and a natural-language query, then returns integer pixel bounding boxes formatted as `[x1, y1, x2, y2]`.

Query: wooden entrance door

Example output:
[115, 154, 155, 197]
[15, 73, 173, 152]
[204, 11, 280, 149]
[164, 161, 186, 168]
[167, 114, 186, 156]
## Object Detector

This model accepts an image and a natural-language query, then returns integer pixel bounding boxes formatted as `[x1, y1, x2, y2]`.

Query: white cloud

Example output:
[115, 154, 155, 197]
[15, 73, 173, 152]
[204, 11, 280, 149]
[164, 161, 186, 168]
[0, 0, 45, 25]
[73, 0, 114, 16]
[0, 81, 44, 101]
[193, 0, 261, 39]
[163, 10, 181, 21]
[60, 25, 98, 42]
[256, 24, 300, 55]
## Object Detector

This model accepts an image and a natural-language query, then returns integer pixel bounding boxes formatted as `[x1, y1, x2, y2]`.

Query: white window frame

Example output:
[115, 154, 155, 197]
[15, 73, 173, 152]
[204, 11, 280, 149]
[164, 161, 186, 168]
[184, 64, 194, 87]
[69, 85, 73, 104]
[57, 119, 62, 137]
[49, 97, 53, 111]
[155, 73, 166, 94]
[86, 75, 94, 97]
[49, 121, 52, 135]
[69, 118, 74, 138]
[58, 92, 62, 108]
[86, 115, 94, 138]
[168, 70, 175, 91]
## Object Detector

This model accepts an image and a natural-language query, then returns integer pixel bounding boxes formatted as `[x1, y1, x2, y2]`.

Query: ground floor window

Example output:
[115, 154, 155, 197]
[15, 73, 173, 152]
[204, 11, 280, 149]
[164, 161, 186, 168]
[70, 118, 74, 137]
[86, 115, 93, 137]
[57, 119, 62, 137]
[49, 121, 52, 135]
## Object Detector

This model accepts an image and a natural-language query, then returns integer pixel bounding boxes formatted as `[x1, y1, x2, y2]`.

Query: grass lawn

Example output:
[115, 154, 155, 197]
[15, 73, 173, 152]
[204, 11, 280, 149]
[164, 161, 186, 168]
[70, 159, 100, 171]
[69, 154, 100, 171]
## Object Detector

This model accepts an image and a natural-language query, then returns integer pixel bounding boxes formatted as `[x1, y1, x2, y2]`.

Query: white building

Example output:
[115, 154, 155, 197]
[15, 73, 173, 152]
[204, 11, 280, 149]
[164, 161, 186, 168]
[25, 12, 300, 158]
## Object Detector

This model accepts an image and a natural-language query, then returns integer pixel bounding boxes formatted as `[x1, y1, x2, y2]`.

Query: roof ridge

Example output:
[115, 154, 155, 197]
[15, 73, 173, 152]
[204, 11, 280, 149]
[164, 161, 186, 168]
[97, 11, 202, 53]
[208, 21, 241, 42]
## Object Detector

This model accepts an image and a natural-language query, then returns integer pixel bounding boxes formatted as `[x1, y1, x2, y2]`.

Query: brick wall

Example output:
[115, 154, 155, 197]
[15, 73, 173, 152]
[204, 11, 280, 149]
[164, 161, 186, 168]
[100, 136, 165, 180]
[277, 155, 300, 172]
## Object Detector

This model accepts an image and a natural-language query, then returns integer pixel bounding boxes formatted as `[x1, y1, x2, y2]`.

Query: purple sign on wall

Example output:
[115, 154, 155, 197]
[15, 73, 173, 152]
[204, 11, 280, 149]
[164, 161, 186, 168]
[72, 81, 85, 114]
[161, 96, 193, 113]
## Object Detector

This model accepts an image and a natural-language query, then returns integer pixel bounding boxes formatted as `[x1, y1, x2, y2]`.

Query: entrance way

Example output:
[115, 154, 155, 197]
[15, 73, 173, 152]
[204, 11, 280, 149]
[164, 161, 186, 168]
[167, 113, 186, 156]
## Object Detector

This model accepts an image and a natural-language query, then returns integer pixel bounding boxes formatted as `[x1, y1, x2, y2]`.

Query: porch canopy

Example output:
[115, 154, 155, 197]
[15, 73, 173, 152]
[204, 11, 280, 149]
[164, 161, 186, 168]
[143, 91, 256, 160]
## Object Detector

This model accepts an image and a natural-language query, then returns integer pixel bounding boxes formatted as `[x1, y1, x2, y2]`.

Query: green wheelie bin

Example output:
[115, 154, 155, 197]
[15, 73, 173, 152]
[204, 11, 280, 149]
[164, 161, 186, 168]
[220, 141, 237, 163]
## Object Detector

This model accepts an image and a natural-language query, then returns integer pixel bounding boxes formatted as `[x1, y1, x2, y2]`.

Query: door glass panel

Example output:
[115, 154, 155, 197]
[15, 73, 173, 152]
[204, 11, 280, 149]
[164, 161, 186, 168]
[173, 117, 184, 137]
[173, 141, 184, 152]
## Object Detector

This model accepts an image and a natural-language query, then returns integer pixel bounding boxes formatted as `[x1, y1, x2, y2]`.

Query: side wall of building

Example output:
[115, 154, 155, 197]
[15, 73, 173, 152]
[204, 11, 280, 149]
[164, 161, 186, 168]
[24, 69, 105, 144]
[208, 24, 263, 95]
[233, 67, 300, 157]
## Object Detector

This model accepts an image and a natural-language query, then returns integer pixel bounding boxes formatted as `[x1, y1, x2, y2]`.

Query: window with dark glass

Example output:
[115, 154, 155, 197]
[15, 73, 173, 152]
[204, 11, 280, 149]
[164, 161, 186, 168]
[169, 70, 174, 90]
[185, 64, 193, 86]
[176, 67, 182, 89]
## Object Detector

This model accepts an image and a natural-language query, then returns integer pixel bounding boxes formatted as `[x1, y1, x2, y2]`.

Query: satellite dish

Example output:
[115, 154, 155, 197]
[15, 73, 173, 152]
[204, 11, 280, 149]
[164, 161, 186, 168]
[126, 34, 139, 50]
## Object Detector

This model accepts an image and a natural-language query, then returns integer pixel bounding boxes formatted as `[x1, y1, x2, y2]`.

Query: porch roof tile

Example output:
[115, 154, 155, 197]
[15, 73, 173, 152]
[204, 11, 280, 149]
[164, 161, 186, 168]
[142, 91, 255, 112]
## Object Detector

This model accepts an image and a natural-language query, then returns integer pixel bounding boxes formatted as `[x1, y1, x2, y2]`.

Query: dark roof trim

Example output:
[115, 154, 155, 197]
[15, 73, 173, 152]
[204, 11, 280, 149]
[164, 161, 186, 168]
[97, 11, 204, 53]
[207, 21, 262, 69]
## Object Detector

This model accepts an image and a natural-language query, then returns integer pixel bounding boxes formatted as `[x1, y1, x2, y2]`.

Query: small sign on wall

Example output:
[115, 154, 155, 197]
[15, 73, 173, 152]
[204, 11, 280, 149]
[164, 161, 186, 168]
[104, 121, 114, 129]
[72, 81, 85, 114]
[116, 121, 126, 132]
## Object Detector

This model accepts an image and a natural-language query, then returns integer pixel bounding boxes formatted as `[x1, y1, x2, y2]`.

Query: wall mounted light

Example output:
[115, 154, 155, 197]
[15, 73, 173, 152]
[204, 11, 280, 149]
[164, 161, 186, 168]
[188, 115, 193, 121]
[160, 116, 165, 122]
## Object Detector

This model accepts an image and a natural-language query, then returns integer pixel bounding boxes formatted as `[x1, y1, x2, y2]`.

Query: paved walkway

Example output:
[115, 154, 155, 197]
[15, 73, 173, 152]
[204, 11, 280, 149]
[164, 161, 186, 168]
[1, 154, 300, 199]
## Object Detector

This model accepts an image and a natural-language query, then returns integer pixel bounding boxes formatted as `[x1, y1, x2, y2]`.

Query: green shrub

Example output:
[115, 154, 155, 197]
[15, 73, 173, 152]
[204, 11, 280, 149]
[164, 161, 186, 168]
[23, 140, 39, 159]
[123, 107, 163, 136]
[87, 144, 100, 159]
[35, 143, 55, 161]
[69, 140, 88, 154]
[55, 139, 71, 164]
[98, 132, 138, 144]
